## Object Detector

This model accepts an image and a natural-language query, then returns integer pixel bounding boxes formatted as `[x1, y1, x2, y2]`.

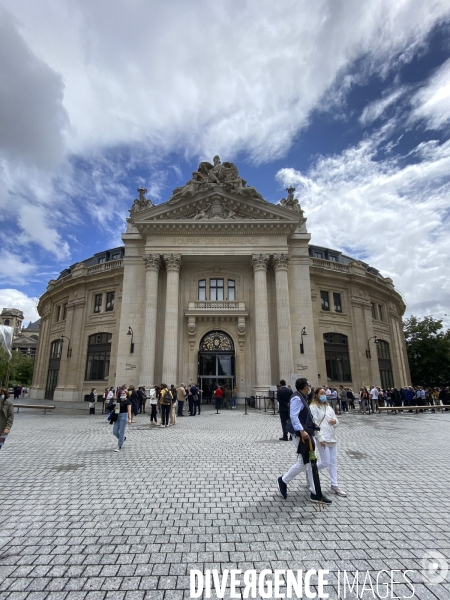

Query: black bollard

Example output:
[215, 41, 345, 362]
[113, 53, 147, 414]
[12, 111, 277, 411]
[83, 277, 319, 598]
[244, 396, 248, 415]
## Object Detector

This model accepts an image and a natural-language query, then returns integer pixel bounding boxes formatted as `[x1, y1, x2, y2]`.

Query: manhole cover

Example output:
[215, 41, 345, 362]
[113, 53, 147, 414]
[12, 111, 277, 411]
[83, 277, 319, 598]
[54, 464, 84, 472]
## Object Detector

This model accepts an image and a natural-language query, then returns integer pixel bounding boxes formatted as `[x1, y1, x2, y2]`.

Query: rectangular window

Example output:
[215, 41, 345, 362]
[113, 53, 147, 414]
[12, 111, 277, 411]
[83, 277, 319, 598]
[325, 351, 352, 382]
[105, 292, 115, 312]
[228, 279, 236, 301]
[210, 278, 224, 301]
[55, 305, 61, 322]
[62, 304, 67, 320]
[313, 251, 324, 258]
[329, 255, 337, 262]
[50, 340, 62, 359]
[111, 253, 120, 260]
[371, 302, 377, 319]
[98, 257, 105, 264]
[320, 291, 330, 311]
[198, 279, 206, 301]
[94, 294, 102, 313]
[85, 351, 110, 380]
[333, 293, 342, 312]
[378, 304, 384, 321]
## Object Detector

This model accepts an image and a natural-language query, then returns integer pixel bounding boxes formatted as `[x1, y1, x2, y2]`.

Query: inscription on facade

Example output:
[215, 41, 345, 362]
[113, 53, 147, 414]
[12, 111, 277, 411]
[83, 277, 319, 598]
[171, 237, 260, 246]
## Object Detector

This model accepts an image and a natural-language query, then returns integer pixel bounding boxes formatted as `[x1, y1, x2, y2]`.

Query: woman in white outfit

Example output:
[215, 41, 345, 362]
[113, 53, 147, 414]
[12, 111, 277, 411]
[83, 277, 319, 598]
[309, 387, 347, 497]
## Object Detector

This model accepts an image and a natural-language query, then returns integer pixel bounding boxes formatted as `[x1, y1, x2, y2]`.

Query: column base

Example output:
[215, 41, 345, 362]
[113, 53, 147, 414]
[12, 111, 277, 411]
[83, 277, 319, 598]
[29, 387, 45, 400]
[252, 385, 271, 398]
[53, 388, 83, 402]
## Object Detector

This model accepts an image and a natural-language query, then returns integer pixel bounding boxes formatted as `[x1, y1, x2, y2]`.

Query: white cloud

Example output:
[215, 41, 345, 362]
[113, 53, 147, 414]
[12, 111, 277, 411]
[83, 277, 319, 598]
[0, 251, 36, 285]
[410, 58, 450, 129]
[359, 88, 407, 125]
[0, 288, 39, 324]
[276, 133, 450, 321]
[17, 204, 70, 259]
[1, 0, 449, 163]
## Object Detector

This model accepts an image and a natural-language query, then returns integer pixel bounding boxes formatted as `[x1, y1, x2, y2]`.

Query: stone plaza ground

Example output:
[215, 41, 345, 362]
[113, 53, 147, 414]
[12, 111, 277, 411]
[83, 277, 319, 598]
[0, 401, 449, 600]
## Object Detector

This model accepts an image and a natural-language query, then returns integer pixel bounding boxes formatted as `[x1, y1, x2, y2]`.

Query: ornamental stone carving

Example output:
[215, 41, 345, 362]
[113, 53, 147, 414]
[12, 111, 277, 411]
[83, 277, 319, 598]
[169, 156, 264, 204]
[129, 187, 153, 216]
[278, 187, 303, 213]
[163, 254, 182, 272]
[187, 318, 196, 335]
[143, 254, 161, 272]
[251, 254, 270, 272]
[182, 195, 257, 221]
[273, 253, 291, 271]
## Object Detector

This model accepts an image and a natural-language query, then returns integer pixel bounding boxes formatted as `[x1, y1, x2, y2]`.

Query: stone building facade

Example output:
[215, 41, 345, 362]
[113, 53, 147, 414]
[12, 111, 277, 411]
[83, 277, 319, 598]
[30, 157, 410, 401]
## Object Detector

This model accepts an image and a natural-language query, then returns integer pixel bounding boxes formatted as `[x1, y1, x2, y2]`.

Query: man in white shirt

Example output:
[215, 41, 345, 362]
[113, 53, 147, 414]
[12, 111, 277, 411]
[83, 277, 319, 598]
[369, 386, 379, 413]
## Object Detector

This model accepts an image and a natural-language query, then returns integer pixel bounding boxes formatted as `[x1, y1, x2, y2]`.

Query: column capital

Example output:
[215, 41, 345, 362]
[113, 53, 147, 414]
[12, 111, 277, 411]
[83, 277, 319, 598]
[273, 253, 291, 272]
[251, 254, 270, 272]
[164, 254, 182, 272]
[143, 254, 161, 272]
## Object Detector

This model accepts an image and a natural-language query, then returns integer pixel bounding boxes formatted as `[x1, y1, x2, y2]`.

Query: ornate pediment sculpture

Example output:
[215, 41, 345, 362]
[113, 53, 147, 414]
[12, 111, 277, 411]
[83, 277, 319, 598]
[278, 187, 303, 214]
[169, 155, 264, 204]
[181, 194, 258, 220]
[129, 187, 154, 216]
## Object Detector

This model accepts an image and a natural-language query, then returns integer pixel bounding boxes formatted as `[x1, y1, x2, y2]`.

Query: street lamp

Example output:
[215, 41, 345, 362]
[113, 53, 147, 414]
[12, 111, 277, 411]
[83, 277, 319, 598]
[127, 327, 134, 353]
[300, 327, 307, 354]
[60, 335, 72, 358]
[366, 336, 379, 359]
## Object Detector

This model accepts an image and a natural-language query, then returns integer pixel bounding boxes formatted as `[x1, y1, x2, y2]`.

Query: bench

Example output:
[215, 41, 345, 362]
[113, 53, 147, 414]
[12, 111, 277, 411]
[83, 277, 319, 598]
[14, 404, 55, 414]
[378, 405, 449, 413]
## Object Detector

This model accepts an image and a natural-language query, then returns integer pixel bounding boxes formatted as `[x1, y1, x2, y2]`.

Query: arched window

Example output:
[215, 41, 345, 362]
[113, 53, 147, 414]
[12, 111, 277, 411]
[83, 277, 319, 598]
[45, 339, 63, 400]
[377, 340, 393, 389]
[200, 331, 234, 351]
[323, 333, 352, 382]
[85, 333, 112, 381]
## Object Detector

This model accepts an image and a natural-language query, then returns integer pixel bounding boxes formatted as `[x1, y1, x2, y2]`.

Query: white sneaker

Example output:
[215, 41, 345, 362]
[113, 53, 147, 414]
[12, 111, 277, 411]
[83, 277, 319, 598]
[159, 424, 165, 428]
[331, 485, 347, 497]
[114, 447, 121, 452]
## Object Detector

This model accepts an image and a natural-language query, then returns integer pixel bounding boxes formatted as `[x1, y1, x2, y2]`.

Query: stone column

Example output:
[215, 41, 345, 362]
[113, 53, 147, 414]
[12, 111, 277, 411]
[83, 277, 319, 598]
[273, 254, 294, 382]
[251, 254, 271, 394]
[140, 254, 161, 388]
[162, 254, 181, 385]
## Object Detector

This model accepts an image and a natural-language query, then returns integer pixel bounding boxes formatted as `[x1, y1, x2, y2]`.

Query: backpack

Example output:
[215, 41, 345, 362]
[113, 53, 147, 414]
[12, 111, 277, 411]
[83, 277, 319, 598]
[161, 389, 172, 405]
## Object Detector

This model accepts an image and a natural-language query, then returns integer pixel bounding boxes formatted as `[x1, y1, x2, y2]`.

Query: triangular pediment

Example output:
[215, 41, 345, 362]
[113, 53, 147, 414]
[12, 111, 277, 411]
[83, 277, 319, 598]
[125, 156, 307, 235]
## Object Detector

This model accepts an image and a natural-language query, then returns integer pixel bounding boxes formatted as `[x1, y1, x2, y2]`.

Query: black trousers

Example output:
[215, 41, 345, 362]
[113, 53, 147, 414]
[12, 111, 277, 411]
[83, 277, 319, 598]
[194, 399, 200, 415]
[279, 408, 289, 439]
[178, 400, 184, 416]
[188, 397, 194, 414]
[150, 404, 157, 422]
[161, 404, 170, 425]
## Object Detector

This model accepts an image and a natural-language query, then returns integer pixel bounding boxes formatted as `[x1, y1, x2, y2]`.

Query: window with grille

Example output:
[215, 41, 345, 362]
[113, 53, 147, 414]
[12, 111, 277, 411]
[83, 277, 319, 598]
[333, 293, 342, 312]
[210, 279, 224, 301]
[94, 294, 102, 313]
[105, 292, 115, 312]
[320, 291, 330, 311]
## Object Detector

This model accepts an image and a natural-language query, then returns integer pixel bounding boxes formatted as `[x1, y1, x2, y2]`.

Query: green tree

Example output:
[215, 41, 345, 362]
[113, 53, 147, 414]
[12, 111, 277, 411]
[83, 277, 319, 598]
[0, 348, 35, 387]
[403, 316, 450, 387]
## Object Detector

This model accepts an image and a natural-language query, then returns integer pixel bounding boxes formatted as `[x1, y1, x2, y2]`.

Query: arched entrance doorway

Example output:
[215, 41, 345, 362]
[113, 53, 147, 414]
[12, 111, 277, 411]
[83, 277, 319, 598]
[198, 331, 235, 400]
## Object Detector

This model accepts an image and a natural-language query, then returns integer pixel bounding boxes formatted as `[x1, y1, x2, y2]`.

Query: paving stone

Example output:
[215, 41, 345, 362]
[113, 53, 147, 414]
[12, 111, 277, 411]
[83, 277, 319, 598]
[1, 406, 450, 599]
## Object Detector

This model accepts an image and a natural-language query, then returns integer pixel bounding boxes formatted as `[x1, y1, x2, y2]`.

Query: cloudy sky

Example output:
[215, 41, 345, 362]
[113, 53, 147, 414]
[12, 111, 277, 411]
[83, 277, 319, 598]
[0, 0, 449, 326]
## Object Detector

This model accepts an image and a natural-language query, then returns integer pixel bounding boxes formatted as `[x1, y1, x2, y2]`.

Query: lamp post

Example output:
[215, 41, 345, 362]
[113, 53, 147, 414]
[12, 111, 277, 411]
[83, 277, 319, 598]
[60, 335, 72, 358]
[366, 336, 379, 359]
[300, 327, 307, 354]
[127, 327, 134, 353]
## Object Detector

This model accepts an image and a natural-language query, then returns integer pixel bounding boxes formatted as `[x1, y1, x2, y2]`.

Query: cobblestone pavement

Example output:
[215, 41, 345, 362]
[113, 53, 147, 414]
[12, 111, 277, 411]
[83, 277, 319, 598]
[1, 402, 450, 600]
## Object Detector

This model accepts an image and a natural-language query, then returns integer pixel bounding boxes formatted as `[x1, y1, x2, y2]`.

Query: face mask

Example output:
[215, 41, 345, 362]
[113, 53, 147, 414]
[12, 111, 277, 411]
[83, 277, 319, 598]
[0, 395, 4, 400]
[319, 395, 327, 402]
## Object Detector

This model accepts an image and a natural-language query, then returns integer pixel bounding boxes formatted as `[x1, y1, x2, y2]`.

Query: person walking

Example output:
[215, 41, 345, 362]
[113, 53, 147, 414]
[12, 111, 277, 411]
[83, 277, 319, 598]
[277, 378, 332, 505]
[112, 388, 132, 452]
[339, 386, 348, 412]
[159, 384, 172, 428]
[177, 383, 186, 416]
[232, 385, 238, 409]
[360, 387, 370, 414]
[277, 379, 292, 441]
[189, 382, 199, 416]
[129, 385, 139, 422]
[88, 388, 97, 415]
[309, 388, 347, 497]
[149, 387, 158, 424]
[170, 384, 178, 425]
[214, 385, 223, 411]
[0, 388, 14, 451]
